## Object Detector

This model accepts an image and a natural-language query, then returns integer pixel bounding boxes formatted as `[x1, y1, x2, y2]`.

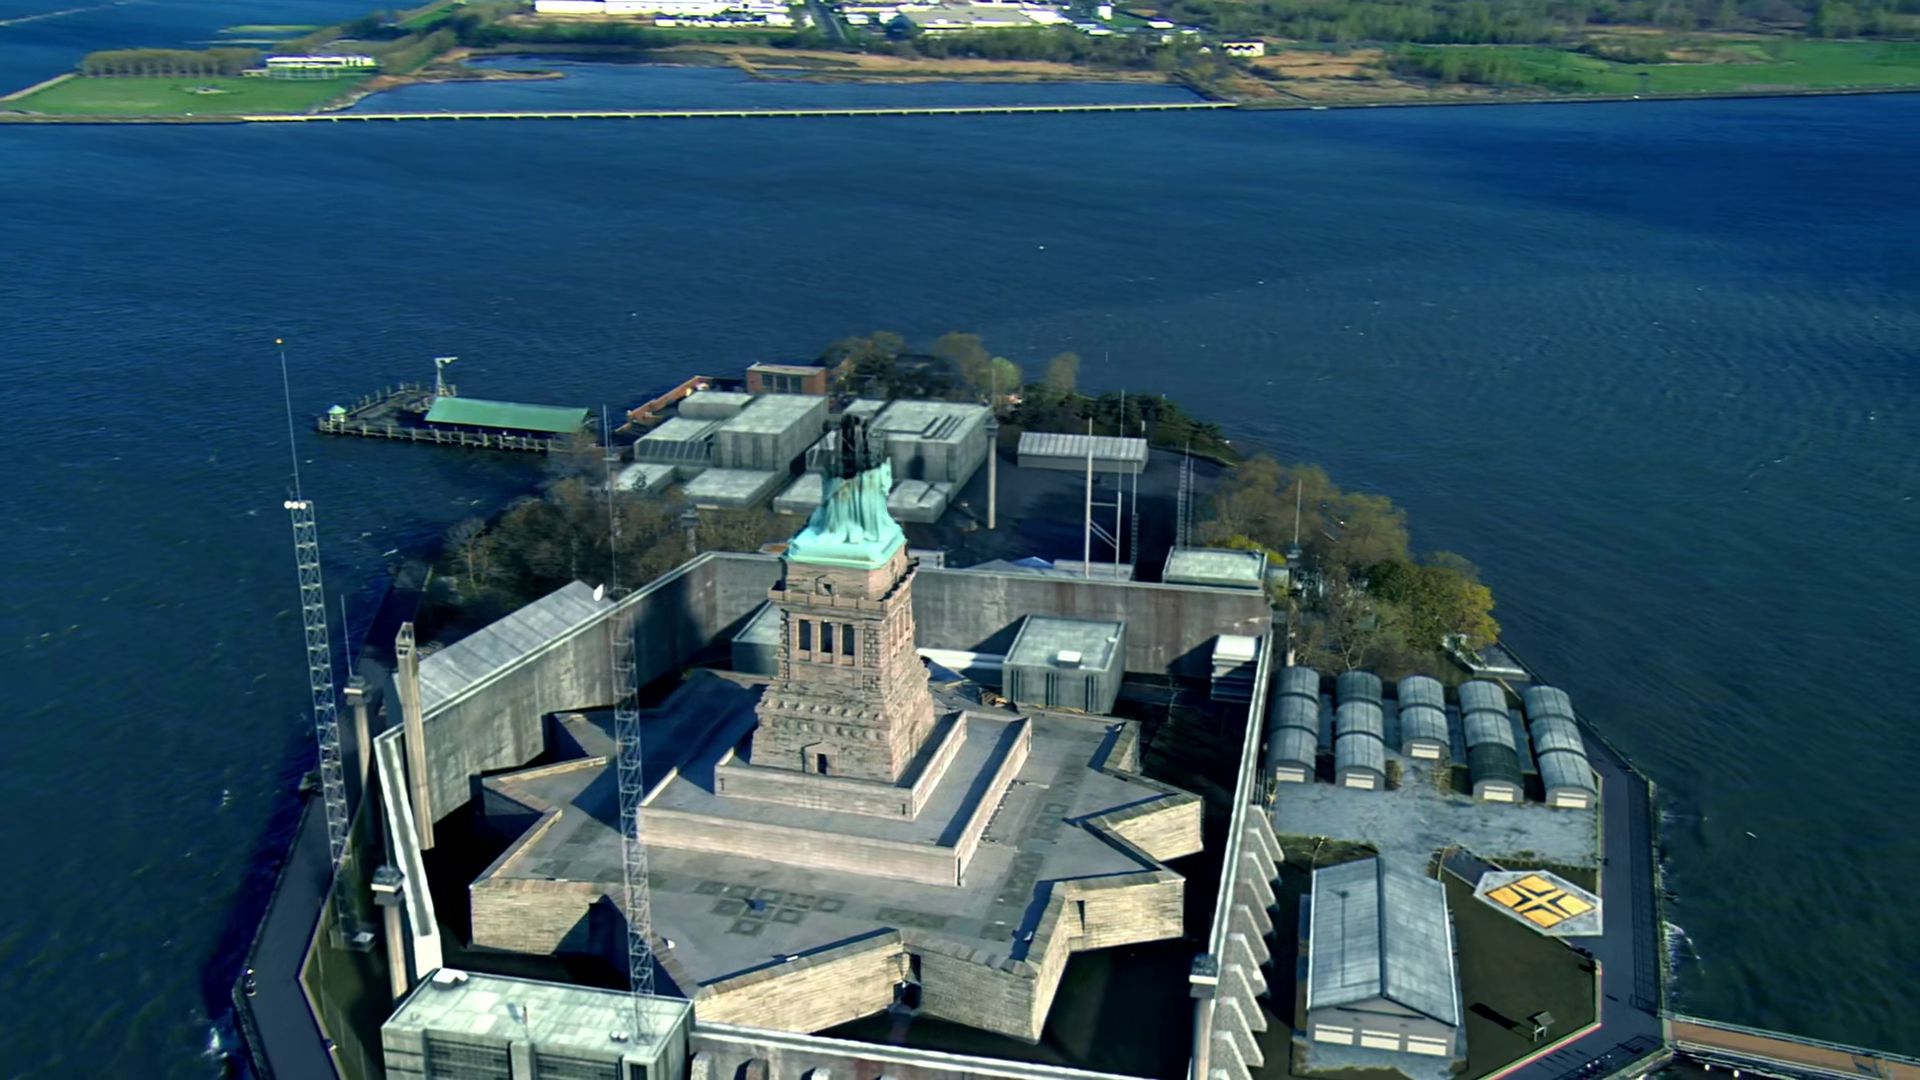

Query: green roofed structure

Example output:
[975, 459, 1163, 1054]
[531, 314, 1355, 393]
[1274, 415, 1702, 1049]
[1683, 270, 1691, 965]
[422, 396, 590, 436]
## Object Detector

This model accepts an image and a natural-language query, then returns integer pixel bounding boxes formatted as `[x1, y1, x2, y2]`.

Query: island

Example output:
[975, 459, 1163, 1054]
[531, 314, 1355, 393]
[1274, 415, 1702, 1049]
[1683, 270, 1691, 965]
[4, 0, 1919, 119]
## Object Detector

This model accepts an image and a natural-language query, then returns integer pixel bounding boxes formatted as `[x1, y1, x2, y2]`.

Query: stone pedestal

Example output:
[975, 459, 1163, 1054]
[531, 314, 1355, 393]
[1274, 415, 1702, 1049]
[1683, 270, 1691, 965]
[754, 547, 937, 783]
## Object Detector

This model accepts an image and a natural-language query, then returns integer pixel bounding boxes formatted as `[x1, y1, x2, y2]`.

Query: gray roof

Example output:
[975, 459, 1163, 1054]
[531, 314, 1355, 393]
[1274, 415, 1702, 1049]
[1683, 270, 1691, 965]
[1268, 725, 1318, 769]
[1398, 675, 1445, 711]
[385, 970, 689, 1052]
[1458, 679, 1509, 716]
[1527, 716, 1588, 759]
[1005, 615, 1124, 673]
[1163, 547, 1267, 589]
[868, 399, 989, 444]
[1336, 670, 1383, 706]
[1279, 666, 1322, 702]
[683, 468, 782, 507]
[716, 393, 826, 435]
[1307, 858, 1459, 1026]
[676, 390, 755, 420]
[1463, 710, 1517, 750]
[1468, 743, 1524, 788]
[1275, 694, 1321, 734]
[418, 582, 611, 713]
[1336, 700, 1385, 741]
[730, 601, 783, 648]
[1399, 703, 1450, 748]
[1538, 749, 1598, 794]
[637, 415, 720, 444]
[1335, 732, 1386, 774]
[1523, 685, 1577, 724]
[1017, 430, 1149, 465]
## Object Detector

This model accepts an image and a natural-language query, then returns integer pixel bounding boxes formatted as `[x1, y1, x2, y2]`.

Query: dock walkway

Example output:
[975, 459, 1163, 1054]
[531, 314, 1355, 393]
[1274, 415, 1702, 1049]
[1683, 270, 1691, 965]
[1671, 1016, 1920, 1080]
[243, 101, 1237, 123]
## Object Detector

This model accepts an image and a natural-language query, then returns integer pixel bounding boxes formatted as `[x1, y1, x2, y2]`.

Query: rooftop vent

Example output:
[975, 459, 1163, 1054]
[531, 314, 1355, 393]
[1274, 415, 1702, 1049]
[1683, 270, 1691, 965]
[430, 968, 468, 990]
[1055, 650, 1083, 669]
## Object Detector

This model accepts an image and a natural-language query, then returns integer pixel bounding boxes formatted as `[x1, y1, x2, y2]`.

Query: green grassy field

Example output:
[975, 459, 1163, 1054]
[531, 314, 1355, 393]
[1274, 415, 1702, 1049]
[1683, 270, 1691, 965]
[219, 23, 320, 33]
[1418, 39, 1920, 94]
[9, 75, 366, 115]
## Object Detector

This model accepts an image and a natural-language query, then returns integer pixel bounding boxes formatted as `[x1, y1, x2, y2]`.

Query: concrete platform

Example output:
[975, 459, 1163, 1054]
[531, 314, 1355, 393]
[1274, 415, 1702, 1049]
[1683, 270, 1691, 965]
[470, 673, 1204, 1040]
[1274, 755, 1598, 872]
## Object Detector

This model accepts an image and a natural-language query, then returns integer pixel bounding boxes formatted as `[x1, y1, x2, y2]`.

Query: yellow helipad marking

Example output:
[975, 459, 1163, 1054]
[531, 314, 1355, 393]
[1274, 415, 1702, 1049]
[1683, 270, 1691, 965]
[1482, 873, 1595, 930]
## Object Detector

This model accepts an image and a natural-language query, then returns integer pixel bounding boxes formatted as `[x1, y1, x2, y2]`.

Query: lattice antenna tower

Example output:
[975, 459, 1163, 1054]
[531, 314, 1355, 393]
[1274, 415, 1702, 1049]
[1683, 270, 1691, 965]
[602, 407, 658, 1033]
[278, 339, 352, 926]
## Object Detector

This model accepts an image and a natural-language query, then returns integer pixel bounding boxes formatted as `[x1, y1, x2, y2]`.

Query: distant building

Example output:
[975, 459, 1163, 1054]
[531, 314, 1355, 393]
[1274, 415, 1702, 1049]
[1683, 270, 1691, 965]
[421, 396, 590, 438]
[1305, 858, 1462, 1058]
[903, 2, 1070, 32]
[264, 54, 377, 78]
[1221, 39, 1267, 57]
[1017, 430, 1149, 475]
[746, 360, 840, 395]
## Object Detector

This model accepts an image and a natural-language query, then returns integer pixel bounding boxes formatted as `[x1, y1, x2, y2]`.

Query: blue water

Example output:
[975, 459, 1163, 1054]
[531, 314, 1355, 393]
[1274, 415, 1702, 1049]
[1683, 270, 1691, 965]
[3, 5, 1918, 1075]
[349, 57, 1202, 111]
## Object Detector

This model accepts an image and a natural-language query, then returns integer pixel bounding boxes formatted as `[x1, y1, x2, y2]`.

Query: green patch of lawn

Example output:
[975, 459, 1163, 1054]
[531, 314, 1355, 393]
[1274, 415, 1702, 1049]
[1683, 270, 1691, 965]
[1424, 39, 1920, 94]
[220, 23, 321, 34]
[1445, 872, 1597, 1077]
[10, 75, 366, 115]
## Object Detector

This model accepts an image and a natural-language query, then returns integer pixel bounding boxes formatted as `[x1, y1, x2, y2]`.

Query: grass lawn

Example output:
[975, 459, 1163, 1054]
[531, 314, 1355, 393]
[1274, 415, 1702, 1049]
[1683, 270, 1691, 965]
[220, 23, 321, 34]
[10, 75, 366, 115]
[1444, 873, 1597, 1076]
[1423, 39, 1920, 94]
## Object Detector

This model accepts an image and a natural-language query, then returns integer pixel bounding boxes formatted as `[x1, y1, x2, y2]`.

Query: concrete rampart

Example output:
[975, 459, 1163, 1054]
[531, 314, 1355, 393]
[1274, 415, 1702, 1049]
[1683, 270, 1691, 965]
[645, 806, 964, 886]
[1086, 795, 1205, 863]
[695, 933, 908, 1032]
[953, 720, 1033, 878]
[912, 569, 1271, 678]
[413, 554, 781, 825]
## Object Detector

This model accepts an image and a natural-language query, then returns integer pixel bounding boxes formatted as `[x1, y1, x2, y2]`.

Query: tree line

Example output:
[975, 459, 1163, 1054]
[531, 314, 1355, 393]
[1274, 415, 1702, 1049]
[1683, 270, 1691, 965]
[1154, 0, 1920, 44]
[79, 48, 261, 77]
[1201, 457, 1499, 677]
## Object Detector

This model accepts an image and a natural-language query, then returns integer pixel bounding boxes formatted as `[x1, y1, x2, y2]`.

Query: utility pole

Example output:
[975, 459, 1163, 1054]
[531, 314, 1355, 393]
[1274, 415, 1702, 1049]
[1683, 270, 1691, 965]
[1082, 419, 1094, 577]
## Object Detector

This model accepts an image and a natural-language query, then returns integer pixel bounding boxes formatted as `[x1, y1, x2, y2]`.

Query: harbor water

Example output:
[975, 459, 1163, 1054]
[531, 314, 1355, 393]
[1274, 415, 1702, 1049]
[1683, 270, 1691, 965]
[1, 2, 1917, 1073]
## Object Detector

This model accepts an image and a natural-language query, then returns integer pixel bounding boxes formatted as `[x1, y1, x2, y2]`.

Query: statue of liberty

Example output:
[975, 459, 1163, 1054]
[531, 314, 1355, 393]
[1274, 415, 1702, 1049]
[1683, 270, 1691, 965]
[785, 414, 906, 570]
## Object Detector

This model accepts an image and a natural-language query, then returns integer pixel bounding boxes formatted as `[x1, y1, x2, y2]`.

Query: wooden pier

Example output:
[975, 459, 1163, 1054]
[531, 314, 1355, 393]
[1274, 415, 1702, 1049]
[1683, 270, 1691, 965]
[315, 382, 572, 453]
[243, 101, 1238, 123]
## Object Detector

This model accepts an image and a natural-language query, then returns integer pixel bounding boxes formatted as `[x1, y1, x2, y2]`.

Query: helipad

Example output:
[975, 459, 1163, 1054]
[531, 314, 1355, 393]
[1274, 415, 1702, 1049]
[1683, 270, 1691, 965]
[1475, 870, 1603, 937]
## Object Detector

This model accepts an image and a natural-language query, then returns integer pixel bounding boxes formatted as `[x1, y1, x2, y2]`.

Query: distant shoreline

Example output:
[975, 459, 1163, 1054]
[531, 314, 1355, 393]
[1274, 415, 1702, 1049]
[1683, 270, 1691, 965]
[4, 48, 1918, 124]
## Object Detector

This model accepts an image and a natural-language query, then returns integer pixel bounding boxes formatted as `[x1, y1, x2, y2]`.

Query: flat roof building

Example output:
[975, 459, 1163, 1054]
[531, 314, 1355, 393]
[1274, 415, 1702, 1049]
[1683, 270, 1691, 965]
[1163, 547, 1267, 591]
[712, 394, 828, 471]
[771, 471, 824, 516]
[421, 396, 590, 437]
[381, 969, 691, 1080]
[676, 389, 755, 421]
[867, 399, 992, 487]
[888, 478, 951, 524]
[683, 467, 783, 510]
[1305, 858, 1462, 1059]
[633, 415, 719, 476]
[1003, 615, 1127, 714]
[1017, 431, 1149, 476]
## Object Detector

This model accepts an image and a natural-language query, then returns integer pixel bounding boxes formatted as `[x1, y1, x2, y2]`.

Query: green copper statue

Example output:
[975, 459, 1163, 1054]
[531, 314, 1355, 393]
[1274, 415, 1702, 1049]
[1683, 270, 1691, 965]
[785, 415, 906, 570]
